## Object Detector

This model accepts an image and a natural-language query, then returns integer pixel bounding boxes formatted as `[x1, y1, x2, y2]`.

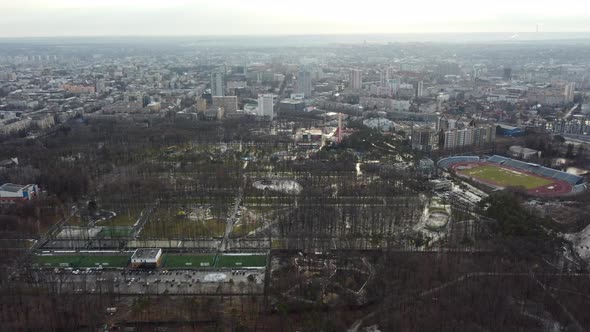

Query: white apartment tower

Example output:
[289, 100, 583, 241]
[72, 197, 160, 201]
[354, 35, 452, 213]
[258, 94, 274, 120]
[417, 81, 424, 98]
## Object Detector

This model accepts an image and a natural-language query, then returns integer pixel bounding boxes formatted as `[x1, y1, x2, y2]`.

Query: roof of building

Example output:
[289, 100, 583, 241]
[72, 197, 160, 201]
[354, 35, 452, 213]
[0, 183, 25, 193]
[497, 124, 521, 131]
[131, 248, 161, 260]
[509, 146, 539, 154]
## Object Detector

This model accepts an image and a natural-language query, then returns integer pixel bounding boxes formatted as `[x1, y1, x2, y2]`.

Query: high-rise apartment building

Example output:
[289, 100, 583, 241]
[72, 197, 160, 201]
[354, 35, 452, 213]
[258, 94, 274, 120]
[417, 81, 424, 98]
[210, 72, 224, 97]
[350, 69, 363, 90]
[564, 83, 576, 103]
[212, 96, 238, 114]
[297, 70, 312, 98]
[411, 126, 438, 151]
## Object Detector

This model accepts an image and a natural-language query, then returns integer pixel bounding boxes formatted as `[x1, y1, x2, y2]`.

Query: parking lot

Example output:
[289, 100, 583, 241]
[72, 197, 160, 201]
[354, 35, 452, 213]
[30, 268, 265, 295]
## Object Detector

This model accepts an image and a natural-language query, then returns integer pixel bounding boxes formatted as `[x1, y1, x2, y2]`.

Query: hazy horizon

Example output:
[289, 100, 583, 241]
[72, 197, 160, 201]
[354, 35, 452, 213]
[2, 0, 590, 38]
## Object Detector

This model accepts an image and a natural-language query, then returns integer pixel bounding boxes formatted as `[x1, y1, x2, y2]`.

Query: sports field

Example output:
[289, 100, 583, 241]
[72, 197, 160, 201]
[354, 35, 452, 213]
[33, 254, 131, 268]
[458, 164, 553, 189]
[216, 254, 267, 268]
[162, 254, 216, 268]
[33, 253, 267, 269]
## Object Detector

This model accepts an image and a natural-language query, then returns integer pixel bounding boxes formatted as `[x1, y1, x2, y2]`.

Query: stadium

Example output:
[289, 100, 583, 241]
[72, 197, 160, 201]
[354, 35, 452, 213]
[438, 155, 587, 197]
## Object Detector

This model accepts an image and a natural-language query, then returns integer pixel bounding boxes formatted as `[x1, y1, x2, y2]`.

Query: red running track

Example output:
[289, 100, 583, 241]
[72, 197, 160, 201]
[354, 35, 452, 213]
[449, 161, 572, 198]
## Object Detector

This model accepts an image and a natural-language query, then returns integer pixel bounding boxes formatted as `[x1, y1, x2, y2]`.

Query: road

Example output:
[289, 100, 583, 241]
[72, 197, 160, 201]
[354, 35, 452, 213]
[562, 103, 579, 120]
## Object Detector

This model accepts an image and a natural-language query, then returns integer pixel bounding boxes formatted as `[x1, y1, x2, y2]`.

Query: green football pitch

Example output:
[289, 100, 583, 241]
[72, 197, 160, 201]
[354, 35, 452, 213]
[33, 255, 131, 268]
[162, 254, 216, 268]
[216, 254, 267, 268]
[33, 253, 267, 269]
[458, 164, 553, 190]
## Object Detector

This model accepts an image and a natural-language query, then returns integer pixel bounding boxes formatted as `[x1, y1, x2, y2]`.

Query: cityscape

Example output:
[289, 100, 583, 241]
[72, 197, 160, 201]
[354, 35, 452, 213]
[2, 3, 590, 331]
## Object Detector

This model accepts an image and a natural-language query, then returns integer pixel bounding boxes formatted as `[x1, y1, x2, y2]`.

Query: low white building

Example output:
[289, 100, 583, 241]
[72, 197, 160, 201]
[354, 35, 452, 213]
[0, 183, 38, 201]
[130, 248, 162, 268]
[509, 146, 541, 160]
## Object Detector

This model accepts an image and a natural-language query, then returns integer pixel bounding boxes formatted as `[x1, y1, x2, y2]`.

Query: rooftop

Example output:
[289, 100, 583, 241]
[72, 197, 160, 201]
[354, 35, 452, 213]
[0, 183, 25, 193]
[131, 248, 161, 260]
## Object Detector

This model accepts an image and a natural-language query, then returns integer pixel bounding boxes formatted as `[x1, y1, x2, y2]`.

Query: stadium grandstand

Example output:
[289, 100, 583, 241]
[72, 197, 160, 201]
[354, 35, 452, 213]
[436, 156, 481, 169]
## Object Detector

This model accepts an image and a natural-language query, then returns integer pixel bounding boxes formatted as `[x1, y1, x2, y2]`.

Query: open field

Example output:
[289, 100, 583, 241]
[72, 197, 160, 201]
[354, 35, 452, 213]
[140, 218, 226, 238]
[95, 211, 139, 226]
[33, 253, 267, 269]
[457, 164, 553, 190]
[162, 254, 216, 268]
[216, 254, 267, 268]
[33, 254, 131, 268]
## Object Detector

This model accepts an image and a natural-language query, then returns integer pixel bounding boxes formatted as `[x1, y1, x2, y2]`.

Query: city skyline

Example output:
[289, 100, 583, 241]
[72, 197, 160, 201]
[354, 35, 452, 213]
[1, 0, 590, 37]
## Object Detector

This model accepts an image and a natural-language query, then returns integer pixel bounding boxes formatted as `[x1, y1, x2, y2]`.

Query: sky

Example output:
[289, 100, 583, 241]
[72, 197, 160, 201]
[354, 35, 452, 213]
[1, 0, 590, 37]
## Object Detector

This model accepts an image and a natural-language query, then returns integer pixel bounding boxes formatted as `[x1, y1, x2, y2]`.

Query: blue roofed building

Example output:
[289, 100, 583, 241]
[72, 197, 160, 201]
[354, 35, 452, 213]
[496, 124, 524, 137]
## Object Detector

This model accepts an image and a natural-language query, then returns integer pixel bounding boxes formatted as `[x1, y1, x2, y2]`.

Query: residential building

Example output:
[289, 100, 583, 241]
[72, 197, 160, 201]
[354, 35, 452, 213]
[417, 80, 424, 98]
[258, 94, 274, 120]
[210, 72, 224, 97]
[411, 126, 438, 151]
[212, 96, 238, 114]
[350, 69, 363, 90]
[297, 70, 312, 98]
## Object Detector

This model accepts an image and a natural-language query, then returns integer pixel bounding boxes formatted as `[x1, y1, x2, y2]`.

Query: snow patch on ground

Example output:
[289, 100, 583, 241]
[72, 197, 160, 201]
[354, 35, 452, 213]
[566, 223, 590, 262]
[253, 179, 302, 195]
[204, 273, 227, 282]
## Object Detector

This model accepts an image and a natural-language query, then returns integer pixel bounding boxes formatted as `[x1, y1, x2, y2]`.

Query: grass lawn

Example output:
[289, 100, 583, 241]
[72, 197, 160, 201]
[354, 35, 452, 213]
[140, 216, 226, 238]
[459, 165, 553, 190]
[33, 254, 130, 268]
[162, 254, 216, 268]
[96, 209, 141, 227]
[216, 254, 266, 268]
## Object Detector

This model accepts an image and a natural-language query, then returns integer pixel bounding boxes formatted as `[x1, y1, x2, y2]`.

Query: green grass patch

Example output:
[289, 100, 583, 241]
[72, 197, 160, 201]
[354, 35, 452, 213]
[140, 214, 226, 239]
[33, 254, 130, 268]
[162, 254, 216, 268]
[96, 211, 139, 226]
[216, 254, 266, 268]
[458, 165, 553, 190]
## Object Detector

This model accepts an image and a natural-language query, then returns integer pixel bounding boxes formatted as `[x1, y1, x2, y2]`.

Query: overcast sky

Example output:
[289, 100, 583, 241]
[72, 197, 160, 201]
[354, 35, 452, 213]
[1, 0, 590, 37]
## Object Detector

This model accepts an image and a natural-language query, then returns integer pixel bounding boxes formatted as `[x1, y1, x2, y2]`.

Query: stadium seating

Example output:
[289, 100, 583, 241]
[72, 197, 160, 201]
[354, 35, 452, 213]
[437, 156, 480, 169]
